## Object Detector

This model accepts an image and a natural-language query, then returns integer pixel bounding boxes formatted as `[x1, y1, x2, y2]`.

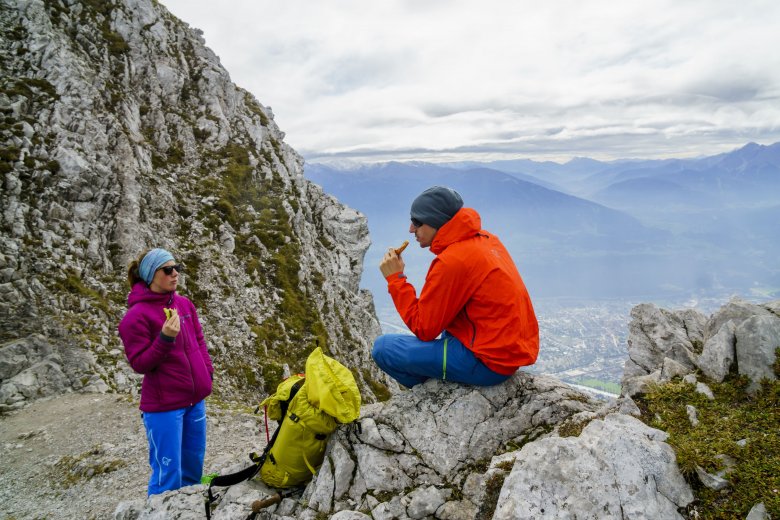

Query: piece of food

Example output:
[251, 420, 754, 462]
[164, 307, 173, 320]
[394, 240, 409, 255]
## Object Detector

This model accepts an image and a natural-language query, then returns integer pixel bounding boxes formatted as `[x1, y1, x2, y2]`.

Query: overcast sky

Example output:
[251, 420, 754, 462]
[162, 0, 780, 163]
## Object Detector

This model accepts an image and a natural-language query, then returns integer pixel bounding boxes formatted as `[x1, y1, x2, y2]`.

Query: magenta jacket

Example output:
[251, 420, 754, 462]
[118, 283, 214, 412]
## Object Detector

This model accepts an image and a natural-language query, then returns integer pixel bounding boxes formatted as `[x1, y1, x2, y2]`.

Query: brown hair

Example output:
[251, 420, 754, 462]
[126, 249, 150, 288]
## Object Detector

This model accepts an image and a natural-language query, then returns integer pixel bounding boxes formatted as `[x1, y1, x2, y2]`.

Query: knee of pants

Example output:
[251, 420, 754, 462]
[371, 335, 387, 362]
[372, 335, 405, 368]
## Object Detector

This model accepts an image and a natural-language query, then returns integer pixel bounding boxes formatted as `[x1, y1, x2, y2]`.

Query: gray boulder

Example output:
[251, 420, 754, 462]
[735, 315, 780, 391]
[621, 304, 705, 395]
[302, 373, 600, 519]
[0, 334, 98, 411]
[406, 486, 451, 519]
[127, 372, 602, 519]
[626, 303, 703, 372]
[494, 413, 693, 519]
[696, 321, 736, 382]
[704, 298, 774, 342]
[622, 298, 780, 396]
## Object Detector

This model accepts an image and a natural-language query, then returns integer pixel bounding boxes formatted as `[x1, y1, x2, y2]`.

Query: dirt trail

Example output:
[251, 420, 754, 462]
[0, 392, 265, 520]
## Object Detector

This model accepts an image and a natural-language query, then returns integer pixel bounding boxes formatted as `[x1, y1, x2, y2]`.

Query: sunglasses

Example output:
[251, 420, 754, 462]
[411, 217, 423, 228]
[158, 264, 183, 275]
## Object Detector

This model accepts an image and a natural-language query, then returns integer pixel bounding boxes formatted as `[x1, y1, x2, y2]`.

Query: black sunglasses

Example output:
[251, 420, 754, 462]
[158, 264, 183, 275]
[411, 217, 423, 228]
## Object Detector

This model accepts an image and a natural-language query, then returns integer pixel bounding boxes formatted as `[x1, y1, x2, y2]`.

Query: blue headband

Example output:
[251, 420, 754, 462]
[138, 248, 175, 286]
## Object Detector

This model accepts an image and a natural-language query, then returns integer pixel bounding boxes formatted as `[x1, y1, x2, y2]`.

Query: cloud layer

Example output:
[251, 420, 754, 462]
[163, 0, 780, 162]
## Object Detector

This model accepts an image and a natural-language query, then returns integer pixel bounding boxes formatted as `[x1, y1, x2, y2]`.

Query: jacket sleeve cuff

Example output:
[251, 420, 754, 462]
[159, 331, 176, 343]
[385, 271, 407, 283]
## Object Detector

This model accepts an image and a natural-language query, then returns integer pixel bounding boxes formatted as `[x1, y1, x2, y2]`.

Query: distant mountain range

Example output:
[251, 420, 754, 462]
[305, 142, 780, 302]
[448, 141, 780, 203]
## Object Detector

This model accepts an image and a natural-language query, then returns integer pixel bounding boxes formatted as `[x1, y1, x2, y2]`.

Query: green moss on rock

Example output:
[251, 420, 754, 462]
[639, 374, 780, 519]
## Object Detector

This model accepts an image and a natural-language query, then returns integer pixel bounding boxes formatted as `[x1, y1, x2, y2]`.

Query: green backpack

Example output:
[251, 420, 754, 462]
[205, 347, 361, 517]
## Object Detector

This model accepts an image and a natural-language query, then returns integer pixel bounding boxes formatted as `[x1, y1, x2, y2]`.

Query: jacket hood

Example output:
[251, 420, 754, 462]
[430, 207, 481, 255]
[127, 282, 175, 308]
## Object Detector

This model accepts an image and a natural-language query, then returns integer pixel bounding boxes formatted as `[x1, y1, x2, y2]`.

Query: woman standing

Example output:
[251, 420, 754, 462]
[118, 248, 214, 496]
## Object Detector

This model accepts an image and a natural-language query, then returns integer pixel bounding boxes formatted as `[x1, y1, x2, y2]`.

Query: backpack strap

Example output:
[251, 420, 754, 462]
[204, 378, 305, 519]
[278, 378, 303, 418]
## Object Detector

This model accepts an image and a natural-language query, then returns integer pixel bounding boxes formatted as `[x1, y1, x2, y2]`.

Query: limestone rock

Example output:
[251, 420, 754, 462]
[746, 502, 770, 520]
[622, 368, 662, 397]
[331, 512, 372, 520]
[0, 334, 97, 410]
[141, 486, 207, 519]
[694, 465, 729, 491]
[686, 404, 699, 427]
[704, 297, 774, 342]
[113, 499, 144, 520]
[296, 372, 598, 518]
[735, 315, 780, 392]
[616, 395, 642, 416]
[494, 414, 694, 519]
[763, 300, 780, 315]
[132, 373, 602, 519]
[695, 381, 715, 400]
[622, 299, 780, 396]
[696, 321, 736, 382]
[435, 500, 479, 520]
[621, 304, 704, 395]
[661, 357, 691, 382]
[405, 486, 450, 519]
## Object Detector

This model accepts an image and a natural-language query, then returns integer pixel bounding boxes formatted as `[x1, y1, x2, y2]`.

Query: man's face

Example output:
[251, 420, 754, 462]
[410, 220, 437, 248]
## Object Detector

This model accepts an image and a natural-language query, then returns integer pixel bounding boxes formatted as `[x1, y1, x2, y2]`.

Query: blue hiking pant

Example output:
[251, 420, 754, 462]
[142, 399, 207, 496]
[372, 332, 511, 388]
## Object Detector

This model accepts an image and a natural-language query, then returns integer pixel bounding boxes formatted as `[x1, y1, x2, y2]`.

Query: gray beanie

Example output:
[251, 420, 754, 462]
[410, 186, 464, 229]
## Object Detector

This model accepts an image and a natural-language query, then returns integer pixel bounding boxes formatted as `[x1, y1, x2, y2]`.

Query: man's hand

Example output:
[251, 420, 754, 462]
[380, 248, 405, 278]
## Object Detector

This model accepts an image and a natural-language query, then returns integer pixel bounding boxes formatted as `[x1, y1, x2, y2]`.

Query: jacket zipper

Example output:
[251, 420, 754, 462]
[182, 312, 196, 403]
[172, 298, 197, 404]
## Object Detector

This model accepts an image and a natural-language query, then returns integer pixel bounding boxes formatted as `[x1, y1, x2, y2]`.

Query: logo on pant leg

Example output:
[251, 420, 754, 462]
[162, 457, 172, 466]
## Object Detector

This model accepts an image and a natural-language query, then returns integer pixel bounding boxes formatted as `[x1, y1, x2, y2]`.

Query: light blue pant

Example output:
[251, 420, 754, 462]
[142, 400, 207, 496]
[372, 332, 511, 388]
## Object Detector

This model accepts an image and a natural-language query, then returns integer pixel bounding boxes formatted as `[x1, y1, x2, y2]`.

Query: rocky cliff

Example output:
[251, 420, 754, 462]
[0, 0, 391, 408]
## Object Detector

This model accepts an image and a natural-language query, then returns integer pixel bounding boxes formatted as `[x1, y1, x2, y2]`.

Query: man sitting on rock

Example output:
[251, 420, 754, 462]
[372, 185, 539, 388]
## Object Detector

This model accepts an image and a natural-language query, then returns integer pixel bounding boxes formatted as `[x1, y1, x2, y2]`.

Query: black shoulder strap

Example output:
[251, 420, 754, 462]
[204, 378, 306, 519]
[279, 378, 304, 420]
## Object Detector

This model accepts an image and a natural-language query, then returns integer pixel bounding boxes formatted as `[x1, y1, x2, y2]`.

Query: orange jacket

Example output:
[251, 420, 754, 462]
[387, 207, 539, 375]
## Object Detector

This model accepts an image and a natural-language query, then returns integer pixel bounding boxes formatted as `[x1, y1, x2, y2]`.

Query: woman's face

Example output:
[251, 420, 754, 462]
[149, 260, 179, 294]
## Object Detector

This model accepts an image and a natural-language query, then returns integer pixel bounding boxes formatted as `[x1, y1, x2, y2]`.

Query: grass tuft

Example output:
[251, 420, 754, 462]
[637, 367, 779, 519]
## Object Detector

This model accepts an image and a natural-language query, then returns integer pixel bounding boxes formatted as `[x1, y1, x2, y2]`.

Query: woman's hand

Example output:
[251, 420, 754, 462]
[380, 247, 405, 278]
[162, 308, 180, 338]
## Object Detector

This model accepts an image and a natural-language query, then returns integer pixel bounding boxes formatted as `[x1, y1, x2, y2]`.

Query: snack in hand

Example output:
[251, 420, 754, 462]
[164, 307, 173, 320]
[394, 240, 409, 255]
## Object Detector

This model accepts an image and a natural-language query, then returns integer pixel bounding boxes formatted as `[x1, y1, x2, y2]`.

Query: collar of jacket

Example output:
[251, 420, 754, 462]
[430, 207, 482, 255]
[127, 282, 175, 308]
